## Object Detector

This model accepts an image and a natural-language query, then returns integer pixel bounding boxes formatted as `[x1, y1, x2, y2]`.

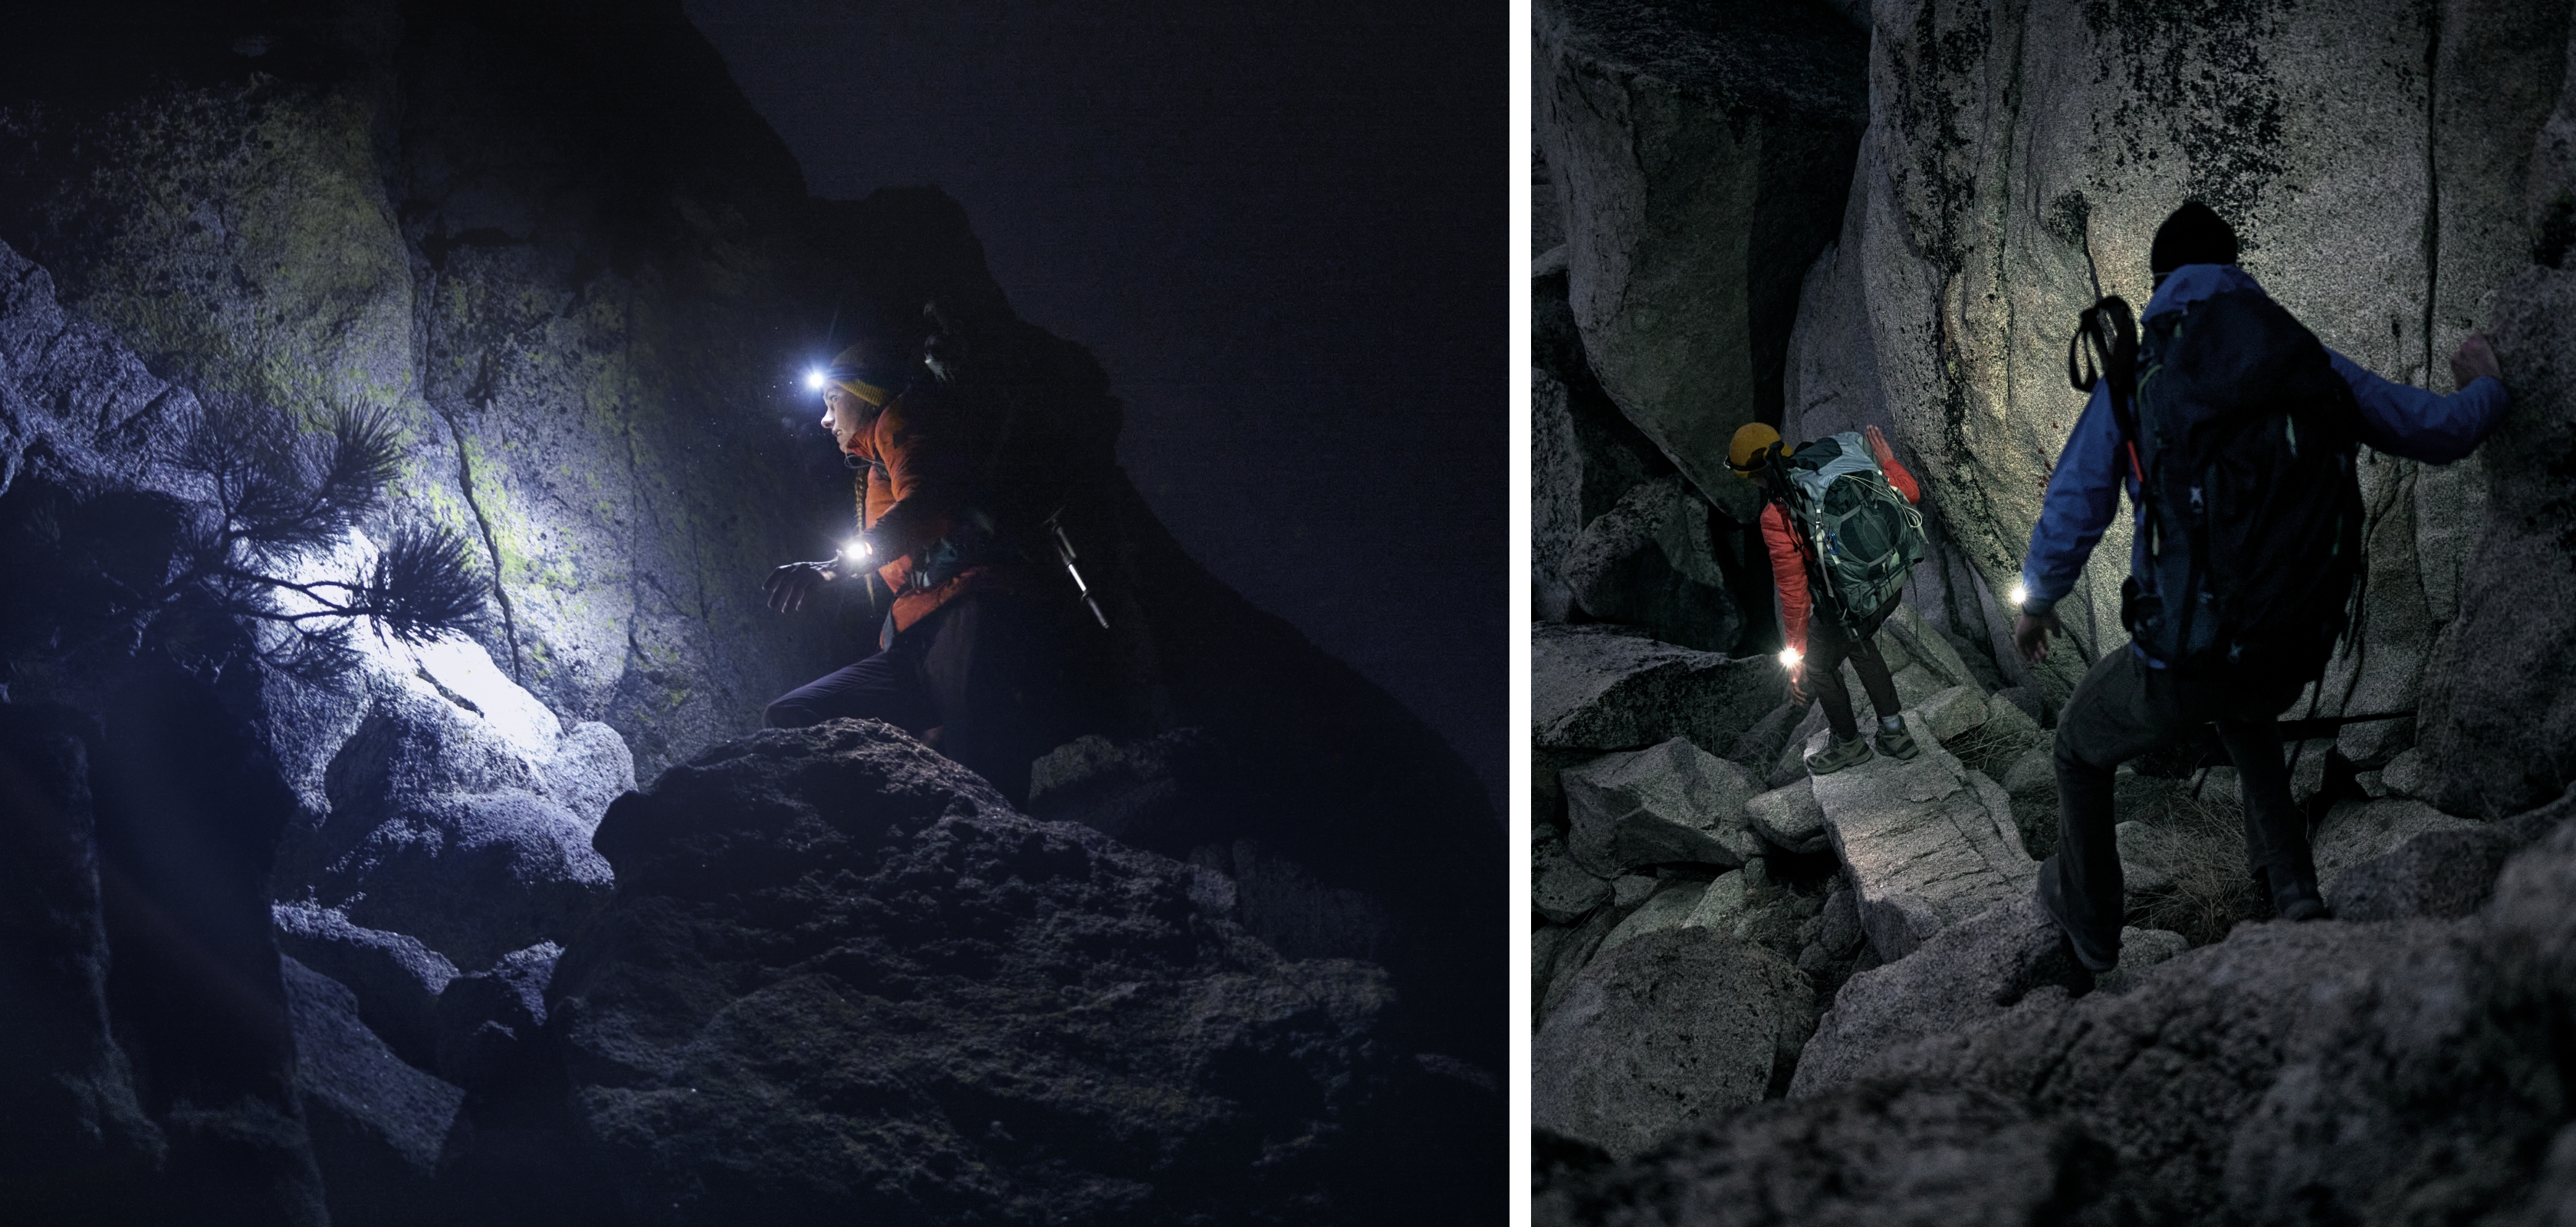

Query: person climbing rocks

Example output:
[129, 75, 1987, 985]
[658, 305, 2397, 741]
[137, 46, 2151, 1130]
[2013, 200, 2509, 979]
[758, 334, 1083, 808]
[1730, 420, 1925, 775]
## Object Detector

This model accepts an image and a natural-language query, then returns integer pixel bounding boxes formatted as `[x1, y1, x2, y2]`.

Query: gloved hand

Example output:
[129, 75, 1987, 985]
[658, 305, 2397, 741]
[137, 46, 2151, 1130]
[763, 561, 838, 613]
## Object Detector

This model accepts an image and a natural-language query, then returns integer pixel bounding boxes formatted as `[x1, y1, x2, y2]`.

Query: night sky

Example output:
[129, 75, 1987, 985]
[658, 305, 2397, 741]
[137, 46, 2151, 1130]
[682, 0, 1509, 811]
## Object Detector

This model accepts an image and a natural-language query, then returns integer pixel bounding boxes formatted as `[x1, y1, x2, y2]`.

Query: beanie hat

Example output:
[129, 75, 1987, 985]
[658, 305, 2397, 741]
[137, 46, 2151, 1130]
[2149, 201, 2239, 282]
[823, 341, 912, 407]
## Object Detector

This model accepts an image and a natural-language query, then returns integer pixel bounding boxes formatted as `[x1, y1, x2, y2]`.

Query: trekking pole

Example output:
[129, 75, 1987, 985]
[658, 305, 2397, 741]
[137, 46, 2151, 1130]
[1043, 509, 1109, 630]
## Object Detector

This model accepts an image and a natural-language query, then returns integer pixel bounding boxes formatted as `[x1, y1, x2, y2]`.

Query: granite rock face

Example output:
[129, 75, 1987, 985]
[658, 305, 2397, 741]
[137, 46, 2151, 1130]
[2417, 261, 2576, 818]
[1533, 0, 1866, 519]
[1796, 0, 2574, 718]
[1560, 475, 1744, 653]
[554, 721, 1497, 1226]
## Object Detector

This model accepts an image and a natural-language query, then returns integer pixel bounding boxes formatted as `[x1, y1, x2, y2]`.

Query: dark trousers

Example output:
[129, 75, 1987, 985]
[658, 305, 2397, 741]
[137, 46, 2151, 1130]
[2038, 646, 2308, 972]
[765, 593, 1078, 807]
[1807, 613, 1903, 742]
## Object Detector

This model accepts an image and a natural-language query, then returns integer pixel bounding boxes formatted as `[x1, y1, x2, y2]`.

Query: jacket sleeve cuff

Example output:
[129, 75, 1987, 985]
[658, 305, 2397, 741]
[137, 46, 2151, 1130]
[2018, 595, 2056, 618]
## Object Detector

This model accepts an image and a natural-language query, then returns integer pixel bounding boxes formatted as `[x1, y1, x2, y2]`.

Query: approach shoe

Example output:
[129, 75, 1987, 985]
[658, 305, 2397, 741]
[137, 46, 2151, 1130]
[1874, 724, 1921, 761]
[1806, 734, 1875, 776]
[2263, 864, 2332, 922]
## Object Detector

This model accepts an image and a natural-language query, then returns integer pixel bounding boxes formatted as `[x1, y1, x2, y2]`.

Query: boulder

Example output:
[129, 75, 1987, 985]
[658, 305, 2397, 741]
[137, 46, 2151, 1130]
[1592, 878, 1711, 960]
[0, 706, 160, 1208]
[1914, 683, 1990, 744]
[1530, 926, 1815, 1159]
[2312, 798, 2482, 900]
[541, 722, 638, 829]
[1541, 901, 1637, 1025]
[310, 789, 613, 971]
[1764, 821, 2576, 1224]
[1534, 844, 1614, 925]
[2115, 820, 2191, 898]
[1533, 367, 1584, 622]
[1562, 737, 1763, 874]
[1560, 475, 1743, 652]
[1743, 778, 1828, 854]
[271, 903, 460, 1071]
[1533, 0, 1866, 521]
[1535, 1081, 2104, 1227]
[1878, 602, 1984, 695]
[281, 956, 466, 1227]
[2328, 826, 2519, 921]
[433, 942, 560, 1093]
[1788, 896, 2087, 1099]
[555, 722, 1497, 1224]
[1807, 710, 2036, 961]
[1533, 623, 1782, 755]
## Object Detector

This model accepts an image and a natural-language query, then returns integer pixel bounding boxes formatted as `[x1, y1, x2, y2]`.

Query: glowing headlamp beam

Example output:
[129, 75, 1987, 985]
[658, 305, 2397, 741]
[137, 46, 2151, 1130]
[804, 369, 828, 393]
[2009, 582, 2028, 607]
[841, 539, 872, 564]
[1778, 646, 1802, 669]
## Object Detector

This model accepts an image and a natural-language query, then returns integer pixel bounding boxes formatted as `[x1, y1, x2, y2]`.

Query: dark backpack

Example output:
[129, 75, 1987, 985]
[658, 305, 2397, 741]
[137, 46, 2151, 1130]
[2067, 289, 2364, 677]
[1776, 431, 1927, 634]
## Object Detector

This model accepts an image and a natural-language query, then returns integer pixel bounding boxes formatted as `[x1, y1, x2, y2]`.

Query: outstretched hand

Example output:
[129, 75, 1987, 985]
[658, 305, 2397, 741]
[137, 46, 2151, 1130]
[2450, 333, 2501, 393]
[763, 561, 837, 613]
[1864, 424, 1897, 467]
[2013, 608, 2064, 663]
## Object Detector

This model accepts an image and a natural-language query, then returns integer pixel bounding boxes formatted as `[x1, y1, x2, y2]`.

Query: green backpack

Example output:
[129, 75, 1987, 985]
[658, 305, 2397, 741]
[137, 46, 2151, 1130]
[1777, 432, 1927, 632]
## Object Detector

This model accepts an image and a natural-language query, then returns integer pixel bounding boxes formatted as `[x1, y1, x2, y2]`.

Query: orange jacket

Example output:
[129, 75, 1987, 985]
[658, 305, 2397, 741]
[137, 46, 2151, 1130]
[1761, 448, 1919, 656]
[845, 388, 1035, 633]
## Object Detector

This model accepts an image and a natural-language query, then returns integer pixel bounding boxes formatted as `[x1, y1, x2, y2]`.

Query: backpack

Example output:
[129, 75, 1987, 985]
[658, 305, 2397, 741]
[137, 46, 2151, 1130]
[1776, 432, 1927, 633]
[2067, 289, 2364, 677]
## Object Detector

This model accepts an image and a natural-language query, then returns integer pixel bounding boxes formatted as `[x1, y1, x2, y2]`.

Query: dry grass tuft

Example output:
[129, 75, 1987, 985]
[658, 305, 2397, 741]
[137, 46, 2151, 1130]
[1940, 719, 2034, 782]
[2124, 774, 2268, 947]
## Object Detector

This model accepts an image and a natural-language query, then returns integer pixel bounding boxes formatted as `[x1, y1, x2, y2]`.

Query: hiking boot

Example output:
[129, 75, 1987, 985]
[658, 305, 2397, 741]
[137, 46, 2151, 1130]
[2264, 865, 2332, 922]
[1874, 723, 1921, 761]
[1806, 734, 1874, 776]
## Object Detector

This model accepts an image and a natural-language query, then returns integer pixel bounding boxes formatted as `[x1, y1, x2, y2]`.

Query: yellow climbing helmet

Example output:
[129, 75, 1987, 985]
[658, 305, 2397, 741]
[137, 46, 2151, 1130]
[1727, 423, 1789, 479]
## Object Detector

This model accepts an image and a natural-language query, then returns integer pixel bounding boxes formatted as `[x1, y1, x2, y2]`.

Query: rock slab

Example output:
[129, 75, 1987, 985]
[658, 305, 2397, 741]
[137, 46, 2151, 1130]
[1809, 709, 2035, 961]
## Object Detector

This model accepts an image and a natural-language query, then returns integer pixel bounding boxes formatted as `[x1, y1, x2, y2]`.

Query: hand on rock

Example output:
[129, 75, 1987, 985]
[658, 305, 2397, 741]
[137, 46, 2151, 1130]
[2450, 333, 2501, 392]
[1865, 424, 1896, 467]
[2013, 608, 2063, 663]
[763, 561, 836, 613]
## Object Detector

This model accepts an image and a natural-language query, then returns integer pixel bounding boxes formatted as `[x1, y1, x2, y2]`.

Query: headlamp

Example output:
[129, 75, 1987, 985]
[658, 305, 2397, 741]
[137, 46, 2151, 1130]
[805, 369, 828, 393]
[2009, 583, 2028, 607]
[841, 538, 872, 564]
[1779, 646, 1802, 668]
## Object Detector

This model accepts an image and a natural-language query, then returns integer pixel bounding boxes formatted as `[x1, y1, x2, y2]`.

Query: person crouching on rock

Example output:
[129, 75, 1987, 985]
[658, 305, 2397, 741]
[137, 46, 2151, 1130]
[1729, 421, 1924, 776]
[2013, 200, 2510, 980]
[759, 337, 1079, 808]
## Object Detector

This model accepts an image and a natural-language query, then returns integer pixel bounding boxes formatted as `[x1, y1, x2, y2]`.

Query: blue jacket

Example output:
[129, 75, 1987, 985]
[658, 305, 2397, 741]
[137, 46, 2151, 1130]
[2019, 264, 2508, 639]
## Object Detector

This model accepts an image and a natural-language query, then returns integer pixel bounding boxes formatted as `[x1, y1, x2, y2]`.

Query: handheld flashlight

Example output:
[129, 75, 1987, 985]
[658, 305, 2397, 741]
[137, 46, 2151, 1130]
[1778, 646, 1802, 669]
[805, 369, 828, 393]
